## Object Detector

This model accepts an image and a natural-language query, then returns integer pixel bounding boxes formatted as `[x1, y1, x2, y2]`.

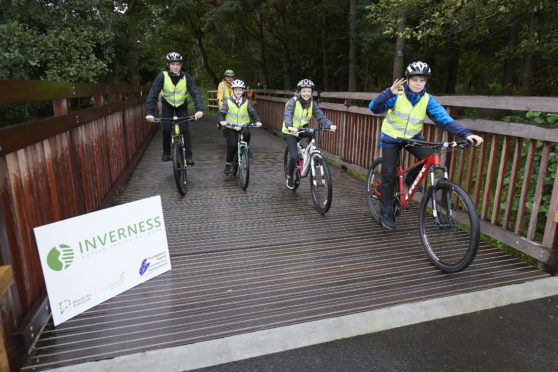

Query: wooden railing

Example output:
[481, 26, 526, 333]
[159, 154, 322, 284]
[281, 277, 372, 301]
[0, 80, 152, 370]
[256, 90, 558, 274]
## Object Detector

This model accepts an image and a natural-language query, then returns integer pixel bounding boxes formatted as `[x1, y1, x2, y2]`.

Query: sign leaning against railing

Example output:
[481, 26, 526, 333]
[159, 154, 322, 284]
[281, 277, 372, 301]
[34, 195, 171, 326]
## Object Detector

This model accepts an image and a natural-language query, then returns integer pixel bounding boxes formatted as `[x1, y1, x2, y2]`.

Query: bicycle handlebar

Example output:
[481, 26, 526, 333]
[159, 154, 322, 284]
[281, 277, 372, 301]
[152, 115, 197, 124]
[296, 127, 334, 134]
[396, 137, 473, 149]
[222, 122, 261, 129]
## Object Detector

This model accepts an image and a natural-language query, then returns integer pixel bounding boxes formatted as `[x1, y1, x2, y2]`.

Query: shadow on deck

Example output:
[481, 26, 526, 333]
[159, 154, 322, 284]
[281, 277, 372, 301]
[22, 120, 548, 370]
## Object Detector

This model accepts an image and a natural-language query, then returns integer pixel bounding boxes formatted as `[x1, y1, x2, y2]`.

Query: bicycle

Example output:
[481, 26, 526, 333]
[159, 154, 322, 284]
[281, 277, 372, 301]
[223, 122, 260, 190]
[283, 127, 333, 214]
[154, 115, 196, 196]
[366, 137, 480, 272]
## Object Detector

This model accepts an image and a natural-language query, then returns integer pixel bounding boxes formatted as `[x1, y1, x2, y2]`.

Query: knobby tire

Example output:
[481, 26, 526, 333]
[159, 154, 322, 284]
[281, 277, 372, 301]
[310, 154, 332, 214]
[418, 180, 480, 272]
[172, 142, 188, 196]
[239, 148, 250, 190]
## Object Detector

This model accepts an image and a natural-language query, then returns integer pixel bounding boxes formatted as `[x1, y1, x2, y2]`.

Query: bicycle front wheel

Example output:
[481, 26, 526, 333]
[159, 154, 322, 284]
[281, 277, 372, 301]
[366, 158, 383, 223]
[418, 180, 480, 272]
[172, 142, 188, 196]
[239, 148, 250, 190]
[310, 154, 332, 214]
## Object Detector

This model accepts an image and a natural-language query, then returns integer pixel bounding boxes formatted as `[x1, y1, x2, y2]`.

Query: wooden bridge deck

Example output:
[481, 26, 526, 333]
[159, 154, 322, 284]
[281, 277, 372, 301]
[22, 120, 548, 370]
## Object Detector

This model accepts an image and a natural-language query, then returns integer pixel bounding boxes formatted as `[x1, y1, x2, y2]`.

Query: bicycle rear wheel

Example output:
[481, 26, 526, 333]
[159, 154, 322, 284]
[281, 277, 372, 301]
[310, 154, 332, 214]
[172, 142, 188, 196]
[366, 158, 383, 223]
[239, 148, 250, 190]
[418, 180, 480, 272]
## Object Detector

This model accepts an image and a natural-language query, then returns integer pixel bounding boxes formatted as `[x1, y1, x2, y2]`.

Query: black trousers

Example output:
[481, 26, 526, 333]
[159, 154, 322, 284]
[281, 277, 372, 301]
[380, 144, 433, 217]
[161, 105, 192, 158]
[285, 130, 313, 177]
[223, 127, 250, 163]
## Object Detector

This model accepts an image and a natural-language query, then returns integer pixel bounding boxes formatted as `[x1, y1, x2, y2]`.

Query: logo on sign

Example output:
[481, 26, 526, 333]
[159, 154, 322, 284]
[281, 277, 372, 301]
[47, 244, 75, 271]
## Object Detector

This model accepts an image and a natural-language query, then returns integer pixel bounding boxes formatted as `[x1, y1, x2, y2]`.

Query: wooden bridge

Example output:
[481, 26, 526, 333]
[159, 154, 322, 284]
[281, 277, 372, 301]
[0, 81, 557, 370]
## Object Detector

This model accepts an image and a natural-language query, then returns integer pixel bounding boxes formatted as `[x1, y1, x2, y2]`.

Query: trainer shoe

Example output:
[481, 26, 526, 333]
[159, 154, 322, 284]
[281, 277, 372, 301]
[286, 176, 295, 190]
[224, 163, 232, 176]
[379, 214, 396, 230]
[161, 153, 171, 162]
[186, 158, 195, 166]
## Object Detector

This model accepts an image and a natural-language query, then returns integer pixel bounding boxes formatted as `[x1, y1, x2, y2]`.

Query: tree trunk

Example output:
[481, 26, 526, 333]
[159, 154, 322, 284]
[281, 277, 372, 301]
[254, 6, 267, 87]
[185, 14, 218, 85]
[444, 50, 459, 94]
[347, 0, 357, 91]
[502, 19, 519, 95]
[522, 11, 539, 95]
[392, 12, 407, 81]
[126, 0, 140, 86]
[321, 13, 329, 90]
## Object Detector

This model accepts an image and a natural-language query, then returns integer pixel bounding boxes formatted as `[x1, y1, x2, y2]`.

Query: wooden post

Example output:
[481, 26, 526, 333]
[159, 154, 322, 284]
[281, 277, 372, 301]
[0, 266, 14, 372]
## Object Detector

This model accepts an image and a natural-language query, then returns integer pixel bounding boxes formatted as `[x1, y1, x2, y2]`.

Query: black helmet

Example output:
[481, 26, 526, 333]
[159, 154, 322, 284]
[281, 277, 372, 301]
[166, 52, 183, 63]
[296, 79, 315, 91]
[405, 61, 431, 77]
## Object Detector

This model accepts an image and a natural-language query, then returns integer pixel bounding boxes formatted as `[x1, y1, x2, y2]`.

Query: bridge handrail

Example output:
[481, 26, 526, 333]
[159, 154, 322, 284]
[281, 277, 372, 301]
[0, 79, 154, 361]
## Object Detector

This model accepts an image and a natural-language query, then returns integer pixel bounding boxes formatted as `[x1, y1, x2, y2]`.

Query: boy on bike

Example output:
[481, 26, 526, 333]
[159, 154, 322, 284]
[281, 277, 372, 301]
[145, 52, 204, 164]
[217, 79, 262, 176]
[283, 79, 337, 190]
[369, 61, 483, 230]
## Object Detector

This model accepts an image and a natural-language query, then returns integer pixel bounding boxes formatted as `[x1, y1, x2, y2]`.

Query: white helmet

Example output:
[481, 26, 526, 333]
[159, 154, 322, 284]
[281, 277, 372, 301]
[296, 79, 315, 91]
[230, 79, 246, 89]
[405, 61, 431, 77]
[166, 52, 183, 63]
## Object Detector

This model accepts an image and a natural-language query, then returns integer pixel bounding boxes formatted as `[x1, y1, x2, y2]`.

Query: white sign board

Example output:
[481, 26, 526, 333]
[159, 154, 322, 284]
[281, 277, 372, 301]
[34, 195, 171, 326]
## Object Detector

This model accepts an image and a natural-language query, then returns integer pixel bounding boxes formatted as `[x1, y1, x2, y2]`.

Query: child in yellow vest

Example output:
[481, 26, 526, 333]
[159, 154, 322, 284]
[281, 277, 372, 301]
[283, 79, 337, 189]
[368, 61, 483, 230]
[217, 79, 262, 175]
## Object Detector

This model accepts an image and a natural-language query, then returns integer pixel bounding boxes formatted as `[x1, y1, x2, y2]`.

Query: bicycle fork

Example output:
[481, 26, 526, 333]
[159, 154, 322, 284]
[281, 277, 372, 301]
[429, 166, 455, 229]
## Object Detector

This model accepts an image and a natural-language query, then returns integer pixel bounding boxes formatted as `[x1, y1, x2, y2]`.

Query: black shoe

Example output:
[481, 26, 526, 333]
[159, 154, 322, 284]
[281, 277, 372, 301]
[186, 158, 195, 166]
[161, 153, 171, 162]
[379, 214, 396, 230]
[248, 150, 253, 158]
[224, 163, 232, 176]
[286, 176, 294, 190]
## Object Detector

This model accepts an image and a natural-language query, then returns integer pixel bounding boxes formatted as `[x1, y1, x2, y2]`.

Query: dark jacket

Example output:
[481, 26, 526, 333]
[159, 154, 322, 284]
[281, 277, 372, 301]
[145, 69, 203, 116]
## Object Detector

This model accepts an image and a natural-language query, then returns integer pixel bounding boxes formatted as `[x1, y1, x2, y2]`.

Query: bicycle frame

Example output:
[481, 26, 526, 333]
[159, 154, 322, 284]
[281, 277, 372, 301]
[297, 140, 319, 178]
[394, 151, 447, 209]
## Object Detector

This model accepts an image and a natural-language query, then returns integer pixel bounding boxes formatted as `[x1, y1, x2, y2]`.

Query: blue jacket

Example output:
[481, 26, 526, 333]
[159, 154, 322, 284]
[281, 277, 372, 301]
[368, 84, 471, 148]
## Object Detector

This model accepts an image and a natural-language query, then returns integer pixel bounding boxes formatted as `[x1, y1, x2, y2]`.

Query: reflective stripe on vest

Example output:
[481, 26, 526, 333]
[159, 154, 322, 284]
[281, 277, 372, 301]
[161, 71, 188, 107]
[381, 93, 429, 139]
[225, 98, 250, 131]
[221, 81, 232, 99]
[282, 97, 313, 137]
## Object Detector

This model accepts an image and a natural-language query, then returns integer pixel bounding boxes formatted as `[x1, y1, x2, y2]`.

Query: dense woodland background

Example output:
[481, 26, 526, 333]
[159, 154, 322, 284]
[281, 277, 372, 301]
[1, 0, 557, 125]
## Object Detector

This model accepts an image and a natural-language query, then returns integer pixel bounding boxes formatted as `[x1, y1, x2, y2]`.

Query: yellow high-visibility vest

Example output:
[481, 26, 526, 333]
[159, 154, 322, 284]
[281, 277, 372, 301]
[381, 93, 429, 139]
[161, 71, 188, 107]
[282, 97, 313, 137]
[225, 98, 250, 131]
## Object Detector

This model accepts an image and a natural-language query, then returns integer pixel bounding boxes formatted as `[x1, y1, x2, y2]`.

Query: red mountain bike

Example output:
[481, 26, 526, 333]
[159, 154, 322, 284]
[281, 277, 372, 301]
[366, 138, 480, 272]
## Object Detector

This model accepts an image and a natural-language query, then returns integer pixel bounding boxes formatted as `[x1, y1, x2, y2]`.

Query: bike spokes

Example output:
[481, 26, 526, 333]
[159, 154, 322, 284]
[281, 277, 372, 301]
[310, 156, 332, 214]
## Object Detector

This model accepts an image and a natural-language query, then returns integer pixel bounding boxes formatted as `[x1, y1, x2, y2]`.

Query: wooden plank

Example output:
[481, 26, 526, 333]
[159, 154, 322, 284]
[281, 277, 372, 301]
[528, 142, 551, 240]
[0, 80, 143, 104]
[503, 138, 523, 229]
[491, 137, 510, 224]
[481, 135, 499, 220]
[515, 140, 536, 235]
[542, 165, 558, 247]
[435, 95, 558, 113]
[0, 266, 13, 298]
[458, 119, 558, 142]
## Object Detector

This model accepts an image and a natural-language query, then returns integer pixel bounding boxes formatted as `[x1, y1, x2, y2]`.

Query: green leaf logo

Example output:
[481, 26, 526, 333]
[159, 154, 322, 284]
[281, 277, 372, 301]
[47, 244, 75, 271]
